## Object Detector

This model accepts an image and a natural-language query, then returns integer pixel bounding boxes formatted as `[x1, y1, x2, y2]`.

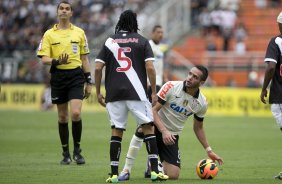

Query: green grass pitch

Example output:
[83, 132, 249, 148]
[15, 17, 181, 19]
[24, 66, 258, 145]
[0, 110, 281, 184]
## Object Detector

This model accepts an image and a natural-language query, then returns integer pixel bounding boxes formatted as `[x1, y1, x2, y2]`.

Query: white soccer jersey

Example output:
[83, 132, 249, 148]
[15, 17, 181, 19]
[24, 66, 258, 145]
[149, 40, 164, 86]
[157, 81, 208, 135]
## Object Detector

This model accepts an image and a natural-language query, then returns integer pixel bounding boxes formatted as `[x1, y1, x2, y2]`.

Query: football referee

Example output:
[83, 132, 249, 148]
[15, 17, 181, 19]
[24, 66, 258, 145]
[37, 1, 93, 165]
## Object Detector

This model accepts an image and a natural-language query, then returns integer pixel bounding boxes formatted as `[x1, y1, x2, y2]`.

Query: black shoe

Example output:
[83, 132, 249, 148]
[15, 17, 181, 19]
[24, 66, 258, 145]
[60, 151, 71, 165]
[73, 148, 85, 165]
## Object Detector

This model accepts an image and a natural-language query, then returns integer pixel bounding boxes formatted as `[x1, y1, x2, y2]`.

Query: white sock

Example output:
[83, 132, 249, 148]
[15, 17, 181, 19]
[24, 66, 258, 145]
[122, 135, 143, 173]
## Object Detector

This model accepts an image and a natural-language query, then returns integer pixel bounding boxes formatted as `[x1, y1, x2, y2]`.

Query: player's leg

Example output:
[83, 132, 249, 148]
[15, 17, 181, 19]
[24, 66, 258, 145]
[162, 161, 180, 179]
[50, 69, 71, 164]
[271, 104, 282, 179]
[128, 100, 168, 181]
[106, 101, 128, 183]
[70, 99, 85, 164]
[118, 127, 144, 181]
[68, 70, 86, 164]
[56, 102, 71, 165]
[155, 127, 180, 179]
[271, 104, 282, 131]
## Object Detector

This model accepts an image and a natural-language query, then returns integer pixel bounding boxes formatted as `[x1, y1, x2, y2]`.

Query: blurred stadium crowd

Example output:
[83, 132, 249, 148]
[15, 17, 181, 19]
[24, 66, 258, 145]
[0, 0, 150, 56]
[0, 0, 151, 83]
[0, 0, 280, 85]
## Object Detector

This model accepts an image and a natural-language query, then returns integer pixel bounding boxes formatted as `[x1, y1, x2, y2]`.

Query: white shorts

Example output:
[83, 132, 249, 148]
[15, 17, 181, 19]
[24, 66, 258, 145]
[106, 100, 153, 130]
[271, 104, 282, 128]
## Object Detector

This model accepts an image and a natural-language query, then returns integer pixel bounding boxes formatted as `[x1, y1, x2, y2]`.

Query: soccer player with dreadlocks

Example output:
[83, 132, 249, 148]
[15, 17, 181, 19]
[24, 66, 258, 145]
[95, 10, 169, 183]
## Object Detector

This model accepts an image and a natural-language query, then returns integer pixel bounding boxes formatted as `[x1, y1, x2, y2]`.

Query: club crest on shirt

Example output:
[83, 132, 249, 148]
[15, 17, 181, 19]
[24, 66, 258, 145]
[183, 99, 188, 107]
[72, 43, 78, 54]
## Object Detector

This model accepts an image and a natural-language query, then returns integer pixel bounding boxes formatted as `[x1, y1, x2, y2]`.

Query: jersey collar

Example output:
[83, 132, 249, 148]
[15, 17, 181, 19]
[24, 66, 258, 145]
[53, 23, 74, 30]
[182, 81, 200, 98]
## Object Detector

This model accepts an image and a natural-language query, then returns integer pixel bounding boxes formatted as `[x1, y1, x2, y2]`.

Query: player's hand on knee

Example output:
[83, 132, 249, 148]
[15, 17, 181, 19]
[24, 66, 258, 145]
[162, 130, 176, 145]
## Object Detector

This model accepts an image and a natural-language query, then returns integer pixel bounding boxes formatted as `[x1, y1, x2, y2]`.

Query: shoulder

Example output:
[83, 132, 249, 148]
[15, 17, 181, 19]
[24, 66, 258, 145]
[162, 81, 183, 91]
[274, 36, 282, 45]
[135, 33, 148, 42]
[72, 25, 86, 34]
[43, 28, 54, 36]
[198, 91, 208, 106]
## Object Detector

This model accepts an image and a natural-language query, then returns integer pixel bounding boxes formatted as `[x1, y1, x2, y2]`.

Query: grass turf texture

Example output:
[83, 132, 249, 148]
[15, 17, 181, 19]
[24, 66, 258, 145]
[0, 110, 281, 184]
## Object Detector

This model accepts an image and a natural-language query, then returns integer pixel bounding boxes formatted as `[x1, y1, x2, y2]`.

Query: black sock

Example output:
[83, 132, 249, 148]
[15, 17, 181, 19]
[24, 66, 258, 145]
[110, 136, 122, 175]
[58, 122, 69, 152]
[72, 120, 82, 149]
[144, 134, 159, 173]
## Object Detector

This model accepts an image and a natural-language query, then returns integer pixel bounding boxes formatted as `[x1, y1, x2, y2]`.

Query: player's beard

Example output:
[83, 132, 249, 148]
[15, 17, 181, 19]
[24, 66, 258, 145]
[185, 80, 199, 89]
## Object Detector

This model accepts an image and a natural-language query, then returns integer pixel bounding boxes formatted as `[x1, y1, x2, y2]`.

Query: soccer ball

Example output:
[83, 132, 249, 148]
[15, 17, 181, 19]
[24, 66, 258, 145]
[196, 159, 218, 179]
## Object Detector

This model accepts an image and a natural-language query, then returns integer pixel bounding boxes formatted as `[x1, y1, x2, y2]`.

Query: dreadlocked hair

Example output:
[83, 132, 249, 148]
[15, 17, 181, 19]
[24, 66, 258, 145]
[115, 10, 139, 33]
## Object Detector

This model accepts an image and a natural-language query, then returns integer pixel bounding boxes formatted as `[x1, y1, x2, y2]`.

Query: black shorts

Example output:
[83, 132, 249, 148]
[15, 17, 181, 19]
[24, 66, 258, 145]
[50, 67, 85, 104]
[155, 126, 181, 168]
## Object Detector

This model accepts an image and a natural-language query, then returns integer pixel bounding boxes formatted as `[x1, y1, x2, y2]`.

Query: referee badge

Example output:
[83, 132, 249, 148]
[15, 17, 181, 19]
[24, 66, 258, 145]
[72, 44, 78, 54]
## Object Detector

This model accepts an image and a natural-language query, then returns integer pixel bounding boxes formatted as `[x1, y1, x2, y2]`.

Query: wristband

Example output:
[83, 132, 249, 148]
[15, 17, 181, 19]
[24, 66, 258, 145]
[51, 59, 60, 66]
[205, 146, 212, 152]
[84, 72, 93, 85]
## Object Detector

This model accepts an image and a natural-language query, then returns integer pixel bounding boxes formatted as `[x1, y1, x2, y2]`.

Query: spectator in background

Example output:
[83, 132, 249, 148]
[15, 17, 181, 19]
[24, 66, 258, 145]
[269, 0, 281, 7]
[190, 0, 209, 27]
[220, 6, 237, 51]
[234, 20, 247, 54]
[206, 34, 217, 51]
[234, 21, 248, 42]
[234, 38, 246, 55]
[247, 71, 259, 88]
[255, 0, 267, 8]
[199, 7, 211, 36]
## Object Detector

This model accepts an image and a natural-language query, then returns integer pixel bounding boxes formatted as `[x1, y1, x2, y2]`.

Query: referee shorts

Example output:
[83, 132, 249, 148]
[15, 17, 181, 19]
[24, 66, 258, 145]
[50, 67, 85, 104]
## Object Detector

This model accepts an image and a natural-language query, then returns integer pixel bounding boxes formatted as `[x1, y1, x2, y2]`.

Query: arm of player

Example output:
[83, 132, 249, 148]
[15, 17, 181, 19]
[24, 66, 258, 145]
[81, 54, 92, 99]
[95, 62, 106, 107]
[260, 61, 276, 104]
[146, 60, 157, 106]
[152, 102, 176, 145]
[193, 118, 224, 165]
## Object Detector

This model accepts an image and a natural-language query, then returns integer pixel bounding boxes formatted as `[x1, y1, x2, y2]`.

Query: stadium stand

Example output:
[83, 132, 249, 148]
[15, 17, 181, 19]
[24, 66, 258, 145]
[171, 0, 281, 87]
[0, 0, 151, 83]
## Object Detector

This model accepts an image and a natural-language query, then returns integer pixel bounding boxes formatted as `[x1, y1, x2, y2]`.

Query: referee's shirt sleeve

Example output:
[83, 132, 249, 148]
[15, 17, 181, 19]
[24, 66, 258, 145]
[80, 31, 90, 55]
[37, 32, 51, 58]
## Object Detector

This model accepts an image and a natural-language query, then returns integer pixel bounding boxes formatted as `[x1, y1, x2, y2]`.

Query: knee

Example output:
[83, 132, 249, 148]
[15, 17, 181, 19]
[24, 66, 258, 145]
[71, 110, 81, 120]
[142, 124, 154, 134]
[58, 112, 68, 122]
[167, 173, 179, 180]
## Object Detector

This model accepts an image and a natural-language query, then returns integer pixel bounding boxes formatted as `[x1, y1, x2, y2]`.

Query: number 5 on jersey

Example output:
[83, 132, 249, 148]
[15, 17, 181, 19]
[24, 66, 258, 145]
[117, 47, 132, 72]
